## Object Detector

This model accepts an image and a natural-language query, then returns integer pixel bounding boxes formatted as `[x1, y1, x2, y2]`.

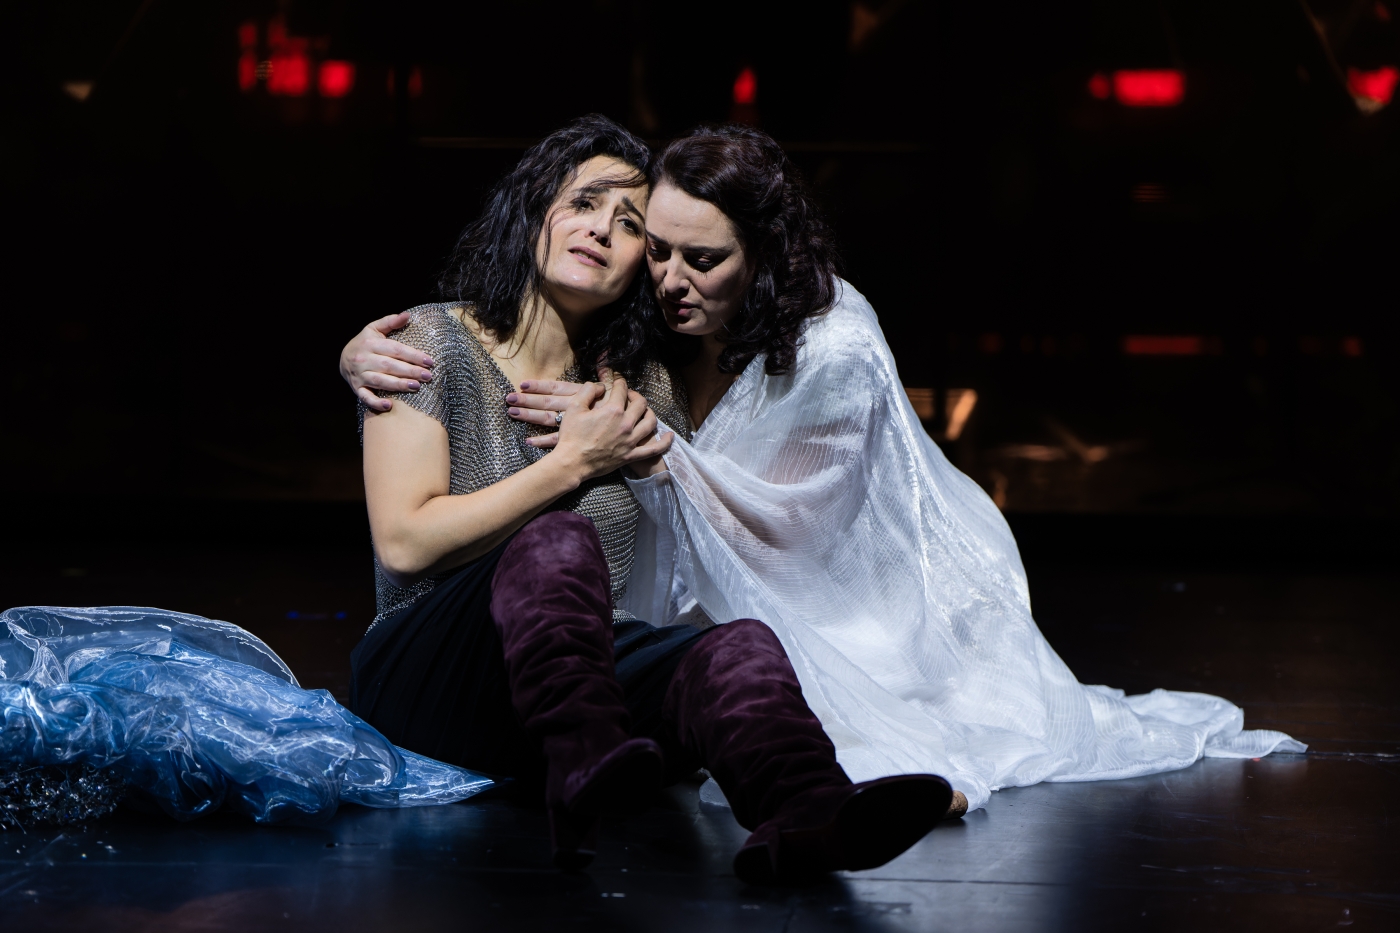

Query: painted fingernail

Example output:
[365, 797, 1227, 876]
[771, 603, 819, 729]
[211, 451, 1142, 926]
[423, 357, 435, 367]
[508, 407, 521, 416]
[407, 381, 420, 390]
[519, 381, 531, 390]
[505, 393, 519, 404]
[420, 370, 433, 381]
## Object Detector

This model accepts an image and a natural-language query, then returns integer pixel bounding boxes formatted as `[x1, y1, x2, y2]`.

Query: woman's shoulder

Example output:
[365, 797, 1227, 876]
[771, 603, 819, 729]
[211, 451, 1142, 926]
[636, 358, 694, 440]
[796, 279, 888, 370]
[390, 302, 473, 357]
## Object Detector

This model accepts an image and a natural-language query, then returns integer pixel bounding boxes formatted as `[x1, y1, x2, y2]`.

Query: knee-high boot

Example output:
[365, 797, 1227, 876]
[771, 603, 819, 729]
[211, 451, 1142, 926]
[490, 512, 663, 869]
[663, 618, 953, 885]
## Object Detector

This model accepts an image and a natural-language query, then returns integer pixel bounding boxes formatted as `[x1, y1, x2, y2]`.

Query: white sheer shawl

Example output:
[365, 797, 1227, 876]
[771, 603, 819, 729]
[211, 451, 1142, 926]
[621, 280, 1303, 811]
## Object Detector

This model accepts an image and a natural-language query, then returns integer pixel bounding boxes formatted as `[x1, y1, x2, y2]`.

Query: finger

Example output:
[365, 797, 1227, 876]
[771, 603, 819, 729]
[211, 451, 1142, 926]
[605, 374, 629, 409]
[518, 379, 583, 395]
[365, 338, 434, 370]
[626, 409, 659, 445]
[357, 353, 433, 382]
[361, 372, 422, 393]
[507, 407, 559, 427]
[596, 363, 615, 385]
[525, 433, 561, 448]
[571, 382, 606, 410]
[503, 392, 570, 412]
[356, 386, 393, 412]
[625, 432, 675, 461]
[369, 311, 411, 336]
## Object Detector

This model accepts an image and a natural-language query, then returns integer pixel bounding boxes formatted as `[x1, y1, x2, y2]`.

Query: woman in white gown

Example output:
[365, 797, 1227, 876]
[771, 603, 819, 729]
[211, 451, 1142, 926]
[343, 125, 1303, 812]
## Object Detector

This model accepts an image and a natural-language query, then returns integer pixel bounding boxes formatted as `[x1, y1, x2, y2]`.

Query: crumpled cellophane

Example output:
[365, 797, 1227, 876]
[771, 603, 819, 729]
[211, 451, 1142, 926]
[0, 606, 494, 825]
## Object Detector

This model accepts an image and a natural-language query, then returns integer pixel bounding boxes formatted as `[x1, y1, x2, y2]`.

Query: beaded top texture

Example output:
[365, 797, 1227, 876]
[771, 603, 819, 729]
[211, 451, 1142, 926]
[362, 303, 691, 628]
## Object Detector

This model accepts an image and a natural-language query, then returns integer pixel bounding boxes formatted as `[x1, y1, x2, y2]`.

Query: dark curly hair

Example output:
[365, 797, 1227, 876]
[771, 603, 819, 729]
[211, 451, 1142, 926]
[651, 124, 840, 376]
[437, 114, 653, 376]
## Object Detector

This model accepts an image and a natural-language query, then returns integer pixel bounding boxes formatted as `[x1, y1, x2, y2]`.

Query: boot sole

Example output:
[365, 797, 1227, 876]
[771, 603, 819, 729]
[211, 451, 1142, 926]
[734, 774, 953, 885]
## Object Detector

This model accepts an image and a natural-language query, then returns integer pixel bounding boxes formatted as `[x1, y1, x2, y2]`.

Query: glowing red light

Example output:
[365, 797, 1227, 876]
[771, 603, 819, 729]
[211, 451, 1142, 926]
[267, 50, 310, 96]
[733, 67, 757, 105]
[238, 21, 257, 49]
[318, 61, 355, 98]
[408, 66, 423, 99]
[1348, 66, 1398, 105]
[1113, 70, 1185, 107]
[1342, 336, 1364, 357]
[238, 52, 257, 91]
[1088, 73, 1111, 100]
[1123, 335, 1203, 356]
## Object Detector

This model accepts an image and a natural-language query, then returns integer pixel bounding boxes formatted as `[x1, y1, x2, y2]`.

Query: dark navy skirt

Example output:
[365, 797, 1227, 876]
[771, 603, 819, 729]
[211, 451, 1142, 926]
[349, 537, 707, 789]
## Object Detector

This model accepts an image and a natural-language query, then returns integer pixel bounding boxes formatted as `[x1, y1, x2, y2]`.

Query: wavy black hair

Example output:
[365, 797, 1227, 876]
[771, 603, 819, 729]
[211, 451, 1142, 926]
[651, 124, 840, 376]
[437, 114, 653, 376]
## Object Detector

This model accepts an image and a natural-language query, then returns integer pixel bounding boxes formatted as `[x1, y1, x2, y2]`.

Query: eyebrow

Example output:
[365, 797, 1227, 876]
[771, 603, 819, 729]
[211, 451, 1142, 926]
[576, 186, 645, 222]
[647, 233, 731, 254]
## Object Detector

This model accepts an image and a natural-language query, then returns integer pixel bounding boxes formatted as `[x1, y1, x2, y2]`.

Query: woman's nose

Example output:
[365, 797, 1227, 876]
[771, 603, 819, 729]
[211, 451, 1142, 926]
[661, 261, 688, 296]
[587, 226, 611, 248]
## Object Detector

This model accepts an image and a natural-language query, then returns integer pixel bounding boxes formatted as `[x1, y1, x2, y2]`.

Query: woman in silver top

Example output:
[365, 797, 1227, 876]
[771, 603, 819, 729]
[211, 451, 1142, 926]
[347, 115, 953, 883]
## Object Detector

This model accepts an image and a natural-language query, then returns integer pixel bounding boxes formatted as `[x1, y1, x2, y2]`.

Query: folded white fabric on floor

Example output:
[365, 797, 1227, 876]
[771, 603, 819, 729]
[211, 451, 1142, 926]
[623, 281, 1304, 812]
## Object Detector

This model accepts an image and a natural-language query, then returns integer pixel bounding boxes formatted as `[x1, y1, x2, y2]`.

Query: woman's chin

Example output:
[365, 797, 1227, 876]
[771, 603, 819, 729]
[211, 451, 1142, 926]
[665, 316, 712, 336]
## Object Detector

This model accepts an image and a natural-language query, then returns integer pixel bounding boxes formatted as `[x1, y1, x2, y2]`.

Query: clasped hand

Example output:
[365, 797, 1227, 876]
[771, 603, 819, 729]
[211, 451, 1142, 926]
[528, 372, 672, 481]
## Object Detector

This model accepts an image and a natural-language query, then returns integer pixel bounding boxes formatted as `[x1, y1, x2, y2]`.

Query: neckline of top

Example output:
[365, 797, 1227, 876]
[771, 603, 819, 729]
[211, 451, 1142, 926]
[441, 303, 580, 392]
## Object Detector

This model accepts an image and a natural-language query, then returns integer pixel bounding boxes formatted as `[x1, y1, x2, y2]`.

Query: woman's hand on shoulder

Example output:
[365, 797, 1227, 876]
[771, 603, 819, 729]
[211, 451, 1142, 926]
[544, 373, 673, 482]
[341, 312, 437, 412]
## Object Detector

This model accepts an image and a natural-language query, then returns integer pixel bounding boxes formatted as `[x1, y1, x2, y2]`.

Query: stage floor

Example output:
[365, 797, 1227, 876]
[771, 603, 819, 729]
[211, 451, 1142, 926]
[1, 515, 1395, 932]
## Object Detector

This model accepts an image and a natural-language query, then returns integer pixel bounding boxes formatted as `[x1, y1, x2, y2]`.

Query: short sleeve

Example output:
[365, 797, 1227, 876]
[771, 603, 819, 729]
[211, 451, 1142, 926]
[357, 304, 467, 442]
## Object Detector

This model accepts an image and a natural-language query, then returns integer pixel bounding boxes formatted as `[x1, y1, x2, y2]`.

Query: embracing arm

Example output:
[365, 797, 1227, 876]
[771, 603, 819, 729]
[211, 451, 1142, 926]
[363, 374, 673, 586]
[341, 312, 437, 412]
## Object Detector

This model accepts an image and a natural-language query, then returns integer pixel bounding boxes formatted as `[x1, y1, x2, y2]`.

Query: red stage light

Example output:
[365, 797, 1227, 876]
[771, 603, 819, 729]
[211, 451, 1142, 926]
[267, 49, 310, 96]
[733, 67, 757, 105]
[1113, 70, 1184, 107]
[238, 52, 257, 91]
[1348, 66, 1398, 105]
[1123, 335, 1203, 356]
[238, 21, 257, 49]
[1342, 336, 1364, 357]
[318, 61, 355, 98]
[408, 66, 423, 99]
[1087, 73, 1111, 100]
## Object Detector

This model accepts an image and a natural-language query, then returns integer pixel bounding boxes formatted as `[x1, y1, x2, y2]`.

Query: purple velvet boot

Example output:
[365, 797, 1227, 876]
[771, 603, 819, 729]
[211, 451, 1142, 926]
[490, 512, 663, 869]
[664, 619, 952, 885]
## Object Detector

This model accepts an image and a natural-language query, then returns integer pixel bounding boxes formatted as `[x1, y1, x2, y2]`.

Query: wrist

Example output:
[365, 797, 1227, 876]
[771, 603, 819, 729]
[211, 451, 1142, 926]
[539, 448, 587, 492]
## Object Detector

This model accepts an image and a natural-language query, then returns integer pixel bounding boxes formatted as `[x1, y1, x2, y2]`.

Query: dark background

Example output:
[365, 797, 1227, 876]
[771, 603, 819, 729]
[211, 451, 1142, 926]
[3, 0, 1397, 524]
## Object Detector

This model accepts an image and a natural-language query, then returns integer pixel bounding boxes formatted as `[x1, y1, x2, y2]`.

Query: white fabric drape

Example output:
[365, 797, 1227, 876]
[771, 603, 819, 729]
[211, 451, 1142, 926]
[621, 280, 1303, 811]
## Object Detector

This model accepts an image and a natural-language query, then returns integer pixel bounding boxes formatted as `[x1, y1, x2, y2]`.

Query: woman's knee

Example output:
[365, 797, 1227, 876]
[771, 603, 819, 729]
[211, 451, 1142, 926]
[709, 618, 784, 653]
[502, 512, 604, 572]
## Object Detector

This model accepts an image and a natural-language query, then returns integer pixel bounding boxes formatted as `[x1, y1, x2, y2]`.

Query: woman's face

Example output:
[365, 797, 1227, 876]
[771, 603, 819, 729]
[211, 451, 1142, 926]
[538, 155, 649, 315]
[645, 182, 754, 337]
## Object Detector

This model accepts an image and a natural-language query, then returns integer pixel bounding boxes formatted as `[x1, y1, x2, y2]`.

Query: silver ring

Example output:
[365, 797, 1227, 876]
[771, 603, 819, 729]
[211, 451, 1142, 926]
[554, 411, 564, 426]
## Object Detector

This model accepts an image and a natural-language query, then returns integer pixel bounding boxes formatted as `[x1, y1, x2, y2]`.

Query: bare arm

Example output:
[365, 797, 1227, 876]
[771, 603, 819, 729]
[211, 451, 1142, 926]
[363, 374, 673, 586]
[340, 312, 437, 412]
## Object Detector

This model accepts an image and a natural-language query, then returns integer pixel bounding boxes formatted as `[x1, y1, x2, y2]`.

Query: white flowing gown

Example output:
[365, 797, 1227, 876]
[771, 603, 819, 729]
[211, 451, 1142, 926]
[621, 280, 1303, 811]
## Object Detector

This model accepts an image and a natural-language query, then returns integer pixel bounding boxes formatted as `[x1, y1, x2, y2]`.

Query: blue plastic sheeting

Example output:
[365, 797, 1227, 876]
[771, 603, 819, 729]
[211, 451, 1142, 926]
[0, 606, 495, 824]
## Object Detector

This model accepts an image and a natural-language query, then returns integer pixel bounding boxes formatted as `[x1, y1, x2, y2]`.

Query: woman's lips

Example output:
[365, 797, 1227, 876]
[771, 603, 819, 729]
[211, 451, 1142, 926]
[669, 303, 697, 319]
[570, 246, 607, 267]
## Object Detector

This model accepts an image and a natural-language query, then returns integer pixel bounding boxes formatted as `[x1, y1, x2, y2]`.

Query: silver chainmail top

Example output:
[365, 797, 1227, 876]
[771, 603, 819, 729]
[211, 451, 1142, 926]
[361, 302, 692, 629]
